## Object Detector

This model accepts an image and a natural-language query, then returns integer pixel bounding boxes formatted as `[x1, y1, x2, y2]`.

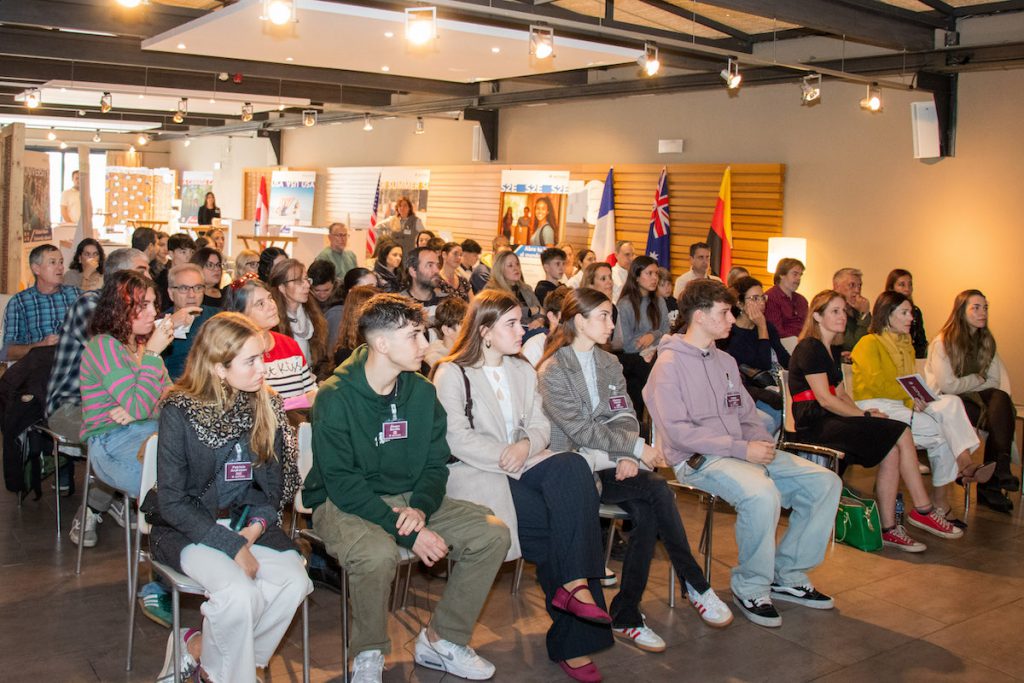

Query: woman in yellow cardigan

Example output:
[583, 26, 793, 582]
[851, 291, 993, 522]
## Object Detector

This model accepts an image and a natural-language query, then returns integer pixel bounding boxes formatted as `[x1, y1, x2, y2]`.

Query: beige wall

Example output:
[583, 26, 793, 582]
[287, 70, 1024, 391]
[168, 136, 277, 220]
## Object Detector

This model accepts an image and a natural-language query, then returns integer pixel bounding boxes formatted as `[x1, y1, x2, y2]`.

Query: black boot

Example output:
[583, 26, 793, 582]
[977, 485, 1014, 514]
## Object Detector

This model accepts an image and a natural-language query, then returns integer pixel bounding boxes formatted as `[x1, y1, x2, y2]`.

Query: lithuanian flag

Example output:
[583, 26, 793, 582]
[706, 167, 732, 277]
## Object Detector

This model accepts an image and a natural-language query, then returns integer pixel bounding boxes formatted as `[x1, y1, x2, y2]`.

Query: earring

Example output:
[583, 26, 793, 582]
[484, 339, 492, 349]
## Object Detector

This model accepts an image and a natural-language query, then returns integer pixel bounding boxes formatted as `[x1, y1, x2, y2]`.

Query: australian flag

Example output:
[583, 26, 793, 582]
[645, 168, 670, 268]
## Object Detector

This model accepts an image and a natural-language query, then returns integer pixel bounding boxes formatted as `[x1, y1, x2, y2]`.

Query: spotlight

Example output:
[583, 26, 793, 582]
[302, 109, 317, 127]
[47, 128, 57, 141]
[800, 73, 821, 105]
[59, 141, 68, 150]
[172, 97, 188, 124]
[117, 0, 142, 7]
[92, 130, 102, 143]
[261, 0, 296, 26]
[860, 83, 882, 112]
[639, 43, 660, 77]
[137, 133, 149, 146]
[362, 114, 373, 132]
[241, 102, 254, 122]
[415, 117, 424, 135]
[405, 7, 436, 46]
[720, 58, 741, 89]
[530, 25, 554, 60]
[100, 91, 113, 113]
[24, 88, 41, 109]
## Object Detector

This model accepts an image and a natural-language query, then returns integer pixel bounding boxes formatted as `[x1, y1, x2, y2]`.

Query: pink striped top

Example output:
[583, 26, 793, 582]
[79, 334, 170, 441]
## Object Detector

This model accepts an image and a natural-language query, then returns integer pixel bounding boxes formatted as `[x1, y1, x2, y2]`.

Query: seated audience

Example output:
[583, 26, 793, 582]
[157, 233, 197, 310]
[460, 239, 490, 294]
[190, 246, 226, 308]
[885, 269, 928, 359]
[925, 289, 1019, 513]
[151, 231, 170, 281]
[726, 266, 750, 288]
[538, 288, 732, 652]
[257, 247, 288, 283]
[832, 267, 871, 355]
[307, 259, 340, 313]
[764, 258, 807, 343]
[150, 313, 311, 683]
[371, 240, 404, 294]
[485, 250, 543, 329]
[720, 276, 790, 434]
[305, 293, 510, 683]
[400, 247, 443, 318]
[559, 242, 577, 280]
[270, 259, 329, 381]
[437, 242, 471, 302]
[616, 255, 668, 423]
[535, 247, 567, 306]
[433, 290, 612, 682]
[672, 242, 721, 298]
[425, 296, 467, 368]
[427, 236, 446, 253]
[644, 280, 841, 628]
[332, 286, 379, 366]
[657, 267, 678, 320]
[610, 241, 634, 303]
[483, 234, 511, 269]
[327, 268, 376, 352]
[416, 229, 436, 249]
[315, 222, 357, 279]
[130, 227, 160, 280]
[234, 249, 261, 281]
[851, 291, 987, 522]
[161, 264, 214, 381]
[3, 244, 80, 361]
[64, 238, 105, 291]
[789, 290, 961, 552]
[194, 236, 210, 251]
[207, 227, 226, 255]
[228, 279, 316, 402]
[522, 286, 569, 367]
[566, 249, 596, 288]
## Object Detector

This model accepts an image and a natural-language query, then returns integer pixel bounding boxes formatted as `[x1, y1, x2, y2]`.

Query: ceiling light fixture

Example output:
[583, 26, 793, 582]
[47, 128, 57, 141]
[860, 83, 883, 112]
[173, 97, 188, 124]
[415, 117, 424, 135]
[405, 7, 436, 46]
[639, 42, 660, 77]
[100, 91, 112, 113]
[720, 58, 742, 89]
[302, 109, 317, 127]
[117, 0, 142, 8]
[362, 114, 374, 132]
[530, 25, 554, 60]
[59, 141, 68, 150]
[92, 130, 102, 143]
[137, 133, 149, 146]
[261, 0, 296, 26]
[241, 102, 254, 122]
[24, 88, 41, 109]
[800, 73, 822, 105]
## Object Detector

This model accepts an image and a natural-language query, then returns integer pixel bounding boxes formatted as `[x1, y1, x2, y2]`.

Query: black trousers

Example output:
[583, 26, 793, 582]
[508, 453, 614, 662]
[962, 388, 1016, 481]
[618, 352, 653, 424]
[598, 468, 710, 628]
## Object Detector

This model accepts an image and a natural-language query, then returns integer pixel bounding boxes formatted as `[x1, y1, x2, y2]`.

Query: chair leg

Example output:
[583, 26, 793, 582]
[604, 521, 617, 568]
[511, 558, 524, 595]
[701, 497, 715, 580]
[401, 561, 413, 610]
[75, 453, 92, 575]
[341, 570, 350, 683]
[126, 524, 143, 671]
[302, 596, 310, 683]
[389, 567, 400, 612]
[963, 481, 971, 516]
[52, 436, 61, 534]
[172, 587, 181, 683]
[123, 495, 134, 606]
[668, 566, 676, 608]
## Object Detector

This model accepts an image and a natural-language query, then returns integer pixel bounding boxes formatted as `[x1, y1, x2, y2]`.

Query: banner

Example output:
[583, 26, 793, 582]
[22, 157, 51, 243]
[269, 170, 316, 227]
[181, 171, 214, 225]
[498, 169, 570, 247]
[375, 168, 430, 226]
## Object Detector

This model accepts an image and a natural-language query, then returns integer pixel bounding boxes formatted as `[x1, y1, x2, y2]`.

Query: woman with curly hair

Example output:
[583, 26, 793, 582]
[65, 237, 105, 291]
[269, 259, 329, 380]
[148, 312, 310, 683]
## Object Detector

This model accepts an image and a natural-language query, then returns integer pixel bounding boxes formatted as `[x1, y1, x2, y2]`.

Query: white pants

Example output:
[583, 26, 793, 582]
[856, 396, 980, 487]
[179, 543, 312, 683]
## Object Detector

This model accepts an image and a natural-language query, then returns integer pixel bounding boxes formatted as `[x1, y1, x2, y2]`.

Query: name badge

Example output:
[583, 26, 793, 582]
[608, 395, 629, 411]
[725, 392, 743, 409]
[225, 462, 253, 482]
[382, 420, 408, 441]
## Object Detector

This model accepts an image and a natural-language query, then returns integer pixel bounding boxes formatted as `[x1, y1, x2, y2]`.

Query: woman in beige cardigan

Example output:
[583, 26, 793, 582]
[433, 290, 612, 683]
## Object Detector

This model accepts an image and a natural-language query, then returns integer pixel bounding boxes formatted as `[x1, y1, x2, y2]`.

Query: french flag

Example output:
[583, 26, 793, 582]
[590, 167, 616, 263]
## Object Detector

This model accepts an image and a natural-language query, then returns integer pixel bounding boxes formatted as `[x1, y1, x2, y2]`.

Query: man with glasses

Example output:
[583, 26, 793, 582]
[161, 264, 213, 381]
[315, 222, 358, 279]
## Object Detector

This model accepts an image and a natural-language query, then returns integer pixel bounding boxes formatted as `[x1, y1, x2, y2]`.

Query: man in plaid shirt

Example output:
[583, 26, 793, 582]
[3, 245, 79, 362]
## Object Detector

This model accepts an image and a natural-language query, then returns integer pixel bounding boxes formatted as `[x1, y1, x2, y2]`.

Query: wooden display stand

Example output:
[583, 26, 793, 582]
[237, 234, 298, 252]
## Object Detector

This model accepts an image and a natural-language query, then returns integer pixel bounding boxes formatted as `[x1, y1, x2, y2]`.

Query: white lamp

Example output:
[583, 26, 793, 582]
[767, 237, 807, 273]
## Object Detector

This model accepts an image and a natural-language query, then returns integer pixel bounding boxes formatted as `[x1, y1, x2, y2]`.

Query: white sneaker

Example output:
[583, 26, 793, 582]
[612, 614, 666, 653]
[156, 628, 200, 682]
[69, 509, 101, 548]
[350, 650, 384, 683]
[686, 584, 734, 628]
[413, 629, 496, 680]
[108, 497, 137, 530]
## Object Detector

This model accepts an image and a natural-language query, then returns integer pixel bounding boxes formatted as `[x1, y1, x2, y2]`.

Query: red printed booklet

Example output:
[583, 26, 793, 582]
[896, 374, 938, 403]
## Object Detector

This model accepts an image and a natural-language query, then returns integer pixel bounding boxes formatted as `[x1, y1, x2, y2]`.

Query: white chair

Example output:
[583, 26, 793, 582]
[25, 422, 87, 535]
[127, 434, 310, 682]
[777, 368, 845, 474]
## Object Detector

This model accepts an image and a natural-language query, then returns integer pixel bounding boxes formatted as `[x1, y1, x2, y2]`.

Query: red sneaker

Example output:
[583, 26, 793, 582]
[882, 525, 927, 553]
[908, 507, 963, 539]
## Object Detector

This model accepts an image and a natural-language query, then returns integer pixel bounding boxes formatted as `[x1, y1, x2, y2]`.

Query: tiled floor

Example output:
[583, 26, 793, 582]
[4, 465, 1024, 682]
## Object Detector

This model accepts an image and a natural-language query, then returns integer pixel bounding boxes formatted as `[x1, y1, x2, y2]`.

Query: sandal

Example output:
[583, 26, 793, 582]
[957, 462, 996, 485]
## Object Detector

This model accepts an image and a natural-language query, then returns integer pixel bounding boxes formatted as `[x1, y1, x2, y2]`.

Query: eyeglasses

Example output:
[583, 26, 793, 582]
[170, 284, 205, 294]
[745, 295, 767, 303]
[204, 262, 222, 270]
[285, 277, 313, 286]
[241, 260, 259, 269]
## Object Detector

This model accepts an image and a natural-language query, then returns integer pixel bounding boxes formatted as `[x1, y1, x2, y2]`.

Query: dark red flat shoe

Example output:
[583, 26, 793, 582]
[558, 659, 603, 682]
[552, 585, 612, 624]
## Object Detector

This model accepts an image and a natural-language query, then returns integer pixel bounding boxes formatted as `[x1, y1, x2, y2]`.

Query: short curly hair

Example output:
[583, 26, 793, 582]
[89, 270, 158, 345]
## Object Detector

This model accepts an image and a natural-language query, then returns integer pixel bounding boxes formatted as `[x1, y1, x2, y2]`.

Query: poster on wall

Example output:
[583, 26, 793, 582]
[498, 170, 570, 247]
[269, 170, 316, 227]
[22, 158, 51, 243]
[181, 171, 214, 224]
[376, 168, 430, 225]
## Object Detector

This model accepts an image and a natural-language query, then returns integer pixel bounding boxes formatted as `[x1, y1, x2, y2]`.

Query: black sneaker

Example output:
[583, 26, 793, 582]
[732, 594, 782, 628]
[770, 583, 835, 610]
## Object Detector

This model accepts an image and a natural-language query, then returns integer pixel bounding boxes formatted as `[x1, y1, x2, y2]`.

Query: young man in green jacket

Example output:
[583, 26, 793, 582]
[304, 293, 510, 683]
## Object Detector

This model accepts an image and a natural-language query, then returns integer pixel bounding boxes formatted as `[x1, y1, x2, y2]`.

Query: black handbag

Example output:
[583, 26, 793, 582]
[140, 461, 224, 528]
[739, 363, 777, 390]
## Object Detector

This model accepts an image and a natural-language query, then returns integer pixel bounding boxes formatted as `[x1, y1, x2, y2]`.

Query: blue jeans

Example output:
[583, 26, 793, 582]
[87, 420, 159, 498]
[674, 450, 841, 601]
[757, 401, 782, 435]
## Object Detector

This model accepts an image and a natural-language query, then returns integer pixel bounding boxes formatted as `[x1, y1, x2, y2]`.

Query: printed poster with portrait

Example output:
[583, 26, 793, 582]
[269, 170, 316, 227]
[23, 159, 52, 243]
[498, 170, 570, 247]
[181, 171, 214, 225]
[375, 168, 430, 226]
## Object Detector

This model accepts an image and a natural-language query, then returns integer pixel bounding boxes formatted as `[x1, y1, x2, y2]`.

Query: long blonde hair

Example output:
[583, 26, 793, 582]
[485, 250, 521, 293]
[432, 289, 519, 373]
[172, 312, 278, 465]
[939, 289, 996, 376]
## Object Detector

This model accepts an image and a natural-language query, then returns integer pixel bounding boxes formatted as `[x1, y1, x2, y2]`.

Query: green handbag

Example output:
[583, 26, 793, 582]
[835, 487, 883, 552]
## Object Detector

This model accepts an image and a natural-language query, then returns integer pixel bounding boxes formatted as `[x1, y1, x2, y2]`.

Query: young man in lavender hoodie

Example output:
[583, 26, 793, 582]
[643, 280, 841, 628]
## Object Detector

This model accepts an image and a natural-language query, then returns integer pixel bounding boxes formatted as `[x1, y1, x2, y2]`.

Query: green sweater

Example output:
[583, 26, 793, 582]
[303, 345, 451, 548]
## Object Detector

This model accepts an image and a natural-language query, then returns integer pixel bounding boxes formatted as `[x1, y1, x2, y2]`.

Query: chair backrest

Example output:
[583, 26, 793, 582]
[137, 434, 159, 535]
[778, 368, 797, 436]
[294, 422, 313, 515]
[841, 362, 853, 393]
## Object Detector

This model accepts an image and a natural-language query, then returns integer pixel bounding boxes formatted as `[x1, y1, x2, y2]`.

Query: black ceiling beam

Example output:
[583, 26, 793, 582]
[0, 0, 205, 39]
[635, 0, 753, 45]
[0, 102, 226, 128]
[914, 0, 957, 15]
[684, 0, 937, 50]
[0, 26, 477, 98]
[836, 0, 951, 30]
[952, 0, 1024, 16]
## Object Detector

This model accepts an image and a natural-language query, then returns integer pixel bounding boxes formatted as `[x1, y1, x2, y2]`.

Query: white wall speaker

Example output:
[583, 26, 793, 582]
[911, 99, 941, 159]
